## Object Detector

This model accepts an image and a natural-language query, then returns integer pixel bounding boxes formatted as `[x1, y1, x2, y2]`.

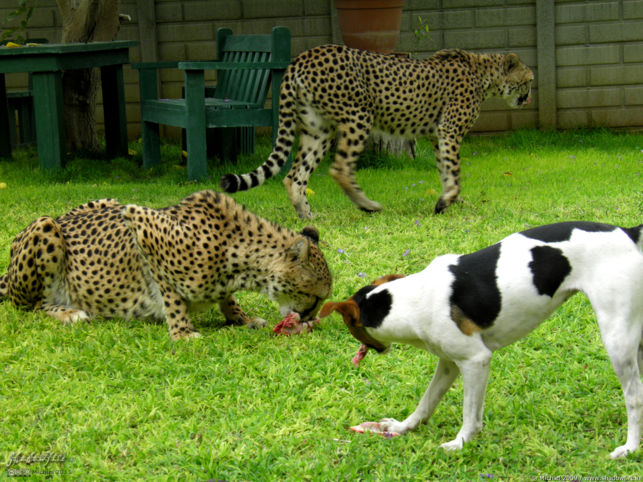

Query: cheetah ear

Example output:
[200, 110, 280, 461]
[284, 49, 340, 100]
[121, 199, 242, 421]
[288, 237, 310, 262]
[504, 53, 520, 73]
[300, 226, 319, 245]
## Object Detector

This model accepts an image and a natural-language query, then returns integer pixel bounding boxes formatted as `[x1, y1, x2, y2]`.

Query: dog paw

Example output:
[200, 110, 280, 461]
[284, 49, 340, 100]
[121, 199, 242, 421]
[440, 438, 464, 452]
[378, 418, 408, 435]
[609, 444, 634, 459]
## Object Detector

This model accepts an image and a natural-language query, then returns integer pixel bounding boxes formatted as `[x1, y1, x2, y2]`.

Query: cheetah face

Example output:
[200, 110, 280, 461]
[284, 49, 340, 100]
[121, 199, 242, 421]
[500, 53, 534, 108]
[274, 227, 332, 321]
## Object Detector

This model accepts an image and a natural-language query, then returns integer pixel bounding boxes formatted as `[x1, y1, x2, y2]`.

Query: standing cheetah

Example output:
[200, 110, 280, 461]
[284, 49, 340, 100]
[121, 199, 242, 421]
[0, 191, 332, 340]
[221, 45, 533, 219]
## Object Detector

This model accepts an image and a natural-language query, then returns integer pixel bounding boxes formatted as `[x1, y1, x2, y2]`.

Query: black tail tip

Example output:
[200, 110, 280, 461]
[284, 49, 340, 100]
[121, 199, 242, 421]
[220, 174, 239, 193]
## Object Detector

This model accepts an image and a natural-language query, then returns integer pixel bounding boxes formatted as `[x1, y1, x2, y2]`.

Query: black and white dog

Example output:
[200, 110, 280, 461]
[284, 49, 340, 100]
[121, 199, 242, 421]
[320, 222, 643, 458]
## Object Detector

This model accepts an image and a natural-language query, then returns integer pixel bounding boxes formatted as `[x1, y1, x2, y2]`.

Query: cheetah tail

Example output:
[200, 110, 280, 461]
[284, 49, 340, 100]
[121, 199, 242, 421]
[0, 273, 8, 299]
[219, 72, 297, 193]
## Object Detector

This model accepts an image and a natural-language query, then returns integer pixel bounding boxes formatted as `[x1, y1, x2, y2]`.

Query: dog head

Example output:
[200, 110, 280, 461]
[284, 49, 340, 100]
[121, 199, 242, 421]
[320, 274, 405, 356]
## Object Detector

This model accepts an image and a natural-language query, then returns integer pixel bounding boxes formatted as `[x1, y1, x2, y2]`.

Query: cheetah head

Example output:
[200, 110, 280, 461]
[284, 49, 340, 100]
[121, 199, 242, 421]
[271, 226, 332, 322]
[499, 53, 534, 108]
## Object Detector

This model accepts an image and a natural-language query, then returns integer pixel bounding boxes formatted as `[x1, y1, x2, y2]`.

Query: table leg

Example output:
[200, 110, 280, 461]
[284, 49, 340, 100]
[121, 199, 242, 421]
[0, 74, 12, 158]
[100, 64, 128, 158]
[31, 71, 66, 170]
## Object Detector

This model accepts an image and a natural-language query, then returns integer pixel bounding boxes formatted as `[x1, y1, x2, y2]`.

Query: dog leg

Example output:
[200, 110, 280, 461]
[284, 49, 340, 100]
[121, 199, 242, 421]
[441, 353, 492, 451]
[606, 334, 642, 458]
[379, 358, 459, 435]
[594, 308, 643, 458]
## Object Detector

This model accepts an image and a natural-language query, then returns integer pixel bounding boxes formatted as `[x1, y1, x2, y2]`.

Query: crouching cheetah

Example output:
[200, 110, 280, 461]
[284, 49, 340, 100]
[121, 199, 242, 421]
[0, 191, 332, 340]
[221, 46, 533, 218]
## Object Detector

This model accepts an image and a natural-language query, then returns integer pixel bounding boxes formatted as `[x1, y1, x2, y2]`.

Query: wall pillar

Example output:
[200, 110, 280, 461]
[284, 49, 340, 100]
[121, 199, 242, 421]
[536, 0, 556, 129]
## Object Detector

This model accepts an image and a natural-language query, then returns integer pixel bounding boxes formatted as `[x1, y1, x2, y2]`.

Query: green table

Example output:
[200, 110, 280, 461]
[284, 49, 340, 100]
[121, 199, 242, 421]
[0, 40, 137, 170]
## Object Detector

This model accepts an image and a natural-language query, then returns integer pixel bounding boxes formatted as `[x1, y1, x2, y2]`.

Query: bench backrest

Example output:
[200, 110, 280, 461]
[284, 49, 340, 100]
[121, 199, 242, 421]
[213, 27, 290, 105]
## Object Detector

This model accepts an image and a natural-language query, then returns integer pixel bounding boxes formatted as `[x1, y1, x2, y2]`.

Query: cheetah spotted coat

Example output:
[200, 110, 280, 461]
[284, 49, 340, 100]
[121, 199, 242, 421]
[0, 191, 332, 340]
[221, 45, 533, 218]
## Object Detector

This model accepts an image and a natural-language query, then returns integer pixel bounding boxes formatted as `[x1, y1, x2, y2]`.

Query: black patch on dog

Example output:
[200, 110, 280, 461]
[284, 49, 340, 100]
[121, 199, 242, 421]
[521, 221, 616, 243]
[449, 243, 501, 329]
[622, 225, 642, 245]
[353, 285, 392, 329]
[529, 246, 572, 297]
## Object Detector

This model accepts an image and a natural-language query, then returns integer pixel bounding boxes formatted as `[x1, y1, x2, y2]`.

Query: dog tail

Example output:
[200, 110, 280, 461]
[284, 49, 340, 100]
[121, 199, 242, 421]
[622, 224, 643, 251]
[219, 68, 297, 194]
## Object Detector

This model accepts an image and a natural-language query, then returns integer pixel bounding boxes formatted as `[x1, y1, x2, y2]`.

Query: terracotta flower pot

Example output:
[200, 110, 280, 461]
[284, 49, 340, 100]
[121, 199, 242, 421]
[335, 0, 404, 54]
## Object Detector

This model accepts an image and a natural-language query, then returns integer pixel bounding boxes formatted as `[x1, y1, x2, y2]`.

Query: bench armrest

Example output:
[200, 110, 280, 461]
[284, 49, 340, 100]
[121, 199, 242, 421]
[178, 61, 290, 71]
[131, 61, 179, 70]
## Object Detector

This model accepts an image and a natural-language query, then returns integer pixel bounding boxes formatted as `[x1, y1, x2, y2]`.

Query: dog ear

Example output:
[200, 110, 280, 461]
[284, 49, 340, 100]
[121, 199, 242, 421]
[371, 274, 406, 286]
[320, 300, 362, 326]
[319, 301, 338, 318]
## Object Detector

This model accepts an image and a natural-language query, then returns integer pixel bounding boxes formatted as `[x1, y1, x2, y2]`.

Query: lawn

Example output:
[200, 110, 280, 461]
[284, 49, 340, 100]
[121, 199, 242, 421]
[0, 129, 641, 480]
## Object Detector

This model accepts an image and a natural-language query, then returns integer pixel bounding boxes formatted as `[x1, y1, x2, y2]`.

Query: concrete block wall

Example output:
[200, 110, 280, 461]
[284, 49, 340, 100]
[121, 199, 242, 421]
[2, 0, 642, 142]
[398, 0, 539, 132]
[555, 0, 643, 128]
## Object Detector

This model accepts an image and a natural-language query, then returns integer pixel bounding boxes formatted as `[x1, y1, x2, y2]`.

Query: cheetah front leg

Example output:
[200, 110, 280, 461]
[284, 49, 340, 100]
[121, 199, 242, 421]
[283, 129, 333, 219]
[219, 294, 266, 329]
[433, 128, 464, 214]
[41, 302, 90, 324]
[158, 282, 201, 340]
[329, 122, 382, 213]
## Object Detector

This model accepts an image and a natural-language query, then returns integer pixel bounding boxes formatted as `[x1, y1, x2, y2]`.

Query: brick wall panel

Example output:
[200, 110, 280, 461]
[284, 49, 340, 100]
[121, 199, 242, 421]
[555, 25, 587, 45]
[444, 29, 506, 49]
[558, 110, 589, 129]
[590, 65, 643, 86]
[624, 86, 643, 105]
[183, 1, 241, 21]
[406, 0, 441, 8]
[440, 10, 474, 29]
[507, 27, 536, 47]
[589, 22, 643, 43]
[557, 67, 588, 88]
[510, 109, 538, 129]
[624, 0, 643, 19]
[557, 45, 620, 66]
[557, 87, 622, 109]
[304, 0, 331, 16]
[476, 6, 534, 27]
[242, 0, 304, 19]
[556, 3, 619, 23]
[155, 4, 183, 22]
[624, 43, 643, 62]
[591, 108, 643, 127]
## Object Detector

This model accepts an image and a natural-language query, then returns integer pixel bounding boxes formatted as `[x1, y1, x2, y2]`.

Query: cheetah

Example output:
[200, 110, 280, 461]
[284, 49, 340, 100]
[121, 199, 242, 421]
[0, 191, 332, 340]
[221, 45, 533, 219]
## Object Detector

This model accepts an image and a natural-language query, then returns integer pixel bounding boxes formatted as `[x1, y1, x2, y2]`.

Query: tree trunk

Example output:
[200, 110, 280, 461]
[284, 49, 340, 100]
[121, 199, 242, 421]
[56, 0, 121, 153]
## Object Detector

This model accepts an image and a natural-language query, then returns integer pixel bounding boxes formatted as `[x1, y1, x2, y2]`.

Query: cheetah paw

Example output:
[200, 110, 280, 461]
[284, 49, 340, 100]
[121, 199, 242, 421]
[246, 317, 267, 329]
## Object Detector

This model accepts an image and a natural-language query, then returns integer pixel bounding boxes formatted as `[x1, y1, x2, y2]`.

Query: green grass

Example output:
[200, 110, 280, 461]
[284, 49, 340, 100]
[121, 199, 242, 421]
[0, 129, 642, 480]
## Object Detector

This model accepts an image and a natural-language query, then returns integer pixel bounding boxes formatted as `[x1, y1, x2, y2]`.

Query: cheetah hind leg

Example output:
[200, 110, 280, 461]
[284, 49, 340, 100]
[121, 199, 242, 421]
[219, 295, 266, 329]
[330, 124, 382, 214]
[283, 130, 333, 220]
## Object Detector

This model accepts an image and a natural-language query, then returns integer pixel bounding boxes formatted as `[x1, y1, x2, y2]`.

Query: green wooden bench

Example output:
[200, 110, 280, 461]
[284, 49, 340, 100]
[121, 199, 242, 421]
[133, 27, 291, 180]
[2, 39, 48, 147]
[7, 90, 35, 146]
